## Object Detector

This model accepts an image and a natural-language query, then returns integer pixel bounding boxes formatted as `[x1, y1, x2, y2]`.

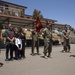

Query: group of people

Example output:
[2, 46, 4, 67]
[0, 23, 71, 62]
[5, 24, 26, 61]
[30, 24, 53, 58]
[4, 23, 53, 61]
[30, 24, 71, 58]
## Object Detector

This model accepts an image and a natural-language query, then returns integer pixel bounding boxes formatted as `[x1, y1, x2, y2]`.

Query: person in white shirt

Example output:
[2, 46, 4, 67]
[14, 29, 22, 60]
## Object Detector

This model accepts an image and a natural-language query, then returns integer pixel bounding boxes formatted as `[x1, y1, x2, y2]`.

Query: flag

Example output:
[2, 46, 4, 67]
[36, 17, 43, 32]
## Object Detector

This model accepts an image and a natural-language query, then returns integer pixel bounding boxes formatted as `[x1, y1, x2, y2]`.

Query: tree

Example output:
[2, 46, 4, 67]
[32, 9, 43, 20]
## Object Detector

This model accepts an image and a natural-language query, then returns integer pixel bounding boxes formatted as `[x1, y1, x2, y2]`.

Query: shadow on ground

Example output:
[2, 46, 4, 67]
[0, 63, 4, 67]
[70, 55, 75, 57]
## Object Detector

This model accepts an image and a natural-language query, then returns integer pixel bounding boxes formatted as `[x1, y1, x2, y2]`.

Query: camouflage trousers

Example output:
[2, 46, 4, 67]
[43, 41, 52, 56]
[63, 39, 71, 52]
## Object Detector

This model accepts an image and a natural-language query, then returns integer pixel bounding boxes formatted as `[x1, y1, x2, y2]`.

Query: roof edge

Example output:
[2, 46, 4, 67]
[1, 0, 27, 9]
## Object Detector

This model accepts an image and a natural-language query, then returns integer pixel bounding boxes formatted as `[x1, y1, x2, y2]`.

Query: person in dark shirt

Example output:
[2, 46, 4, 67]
[5, 24, 15, 61]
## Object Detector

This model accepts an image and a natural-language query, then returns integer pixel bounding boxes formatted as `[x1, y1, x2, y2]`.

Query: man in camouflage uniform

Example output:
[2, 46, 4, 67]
[42, 25, 52, 58]
[31, 30, 39, 55]
[62, 28, 71, 52]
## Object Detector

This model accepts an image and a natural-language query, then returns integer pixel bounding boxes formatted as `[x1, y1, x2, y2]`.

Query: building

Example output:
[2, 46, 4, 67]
[0, 0, 74, 47]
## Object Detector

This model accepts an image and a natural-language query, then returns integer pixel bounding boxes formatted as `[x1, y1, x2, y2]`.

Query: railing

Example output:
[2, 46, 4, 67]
[0, 6, 22, 17]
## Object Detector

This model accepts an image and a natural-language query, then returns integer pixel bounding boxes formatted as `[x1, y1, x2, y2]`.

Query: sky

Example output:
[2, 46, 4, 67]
[4, 0, 75, 28]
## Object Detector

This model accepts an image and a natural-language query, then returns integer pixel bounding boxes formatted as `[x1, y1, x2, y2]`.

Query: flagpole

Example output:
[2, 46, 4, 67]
[49, 23, 52, 42]
[51, 24, 52, 41]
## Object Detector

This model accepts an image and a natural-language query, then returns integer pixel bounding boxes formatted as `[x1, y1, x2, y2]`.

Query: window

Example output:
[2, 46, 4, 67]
[12, 8, 20, 17]
[0, 2, 4, 6]
[0, 7, 3, 14]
